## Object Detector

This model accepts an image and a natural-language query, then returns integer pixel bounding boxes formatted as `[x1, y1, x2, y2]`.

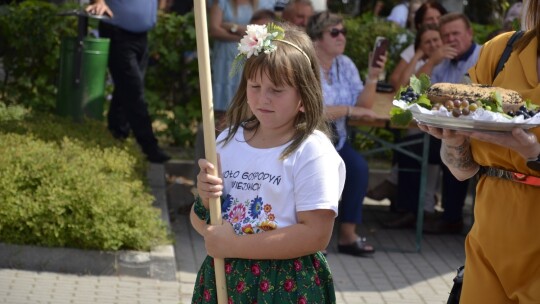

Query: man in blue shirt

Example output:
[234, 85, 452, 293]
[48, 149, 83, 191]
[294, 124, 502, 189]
[417, 13, 481, 84]
[86, 0, 170, 163]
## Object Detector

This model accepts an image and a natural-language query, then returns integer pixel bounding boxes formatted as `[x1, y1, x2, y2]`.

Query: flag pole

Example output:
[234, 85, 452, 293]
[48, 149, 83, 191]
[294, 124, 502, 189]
[193, 0, 228, 303]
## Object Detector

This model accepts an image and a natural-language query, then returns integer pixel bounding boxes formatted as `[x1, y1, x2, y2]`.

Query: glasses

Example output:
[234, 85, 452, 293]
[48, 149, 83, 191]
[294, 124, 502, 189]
[329, 28, 347, 38]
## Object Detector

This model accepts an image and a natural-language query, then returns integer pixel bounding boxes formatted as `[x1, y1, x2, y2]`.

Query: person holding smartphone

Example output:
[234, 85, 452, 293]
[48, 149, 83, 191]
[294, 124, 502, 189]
[306, 11, 387, 257]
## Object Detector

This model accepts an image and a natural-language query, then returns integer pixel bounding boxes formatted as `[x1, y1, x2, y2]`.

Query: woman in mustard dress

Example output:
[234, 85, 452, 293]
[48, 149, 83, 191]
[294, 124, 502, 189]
[419, 0, 540, 302]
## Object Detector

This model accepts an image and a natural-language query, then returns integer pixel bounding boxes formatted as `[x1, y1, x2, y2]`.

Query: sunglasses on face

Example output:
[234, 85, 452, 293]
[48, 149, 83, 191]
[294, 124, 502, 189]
[329, 28, 347, 38]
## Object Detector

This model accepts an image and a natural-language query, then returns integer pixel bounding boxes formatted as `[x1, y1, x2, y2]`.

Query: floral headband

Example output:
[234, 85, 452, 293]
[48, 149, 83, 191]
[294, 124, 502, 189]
[230, 23, 311, 76]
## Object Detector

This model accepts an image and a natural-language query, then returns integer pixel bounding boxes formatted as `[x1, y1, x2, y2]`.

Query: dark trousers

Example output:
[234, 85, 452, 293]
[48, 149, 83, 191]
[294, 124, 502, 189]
[98, 22, 158, 153]
[337, 142, 369, 224]
[396, 134, 469, 222]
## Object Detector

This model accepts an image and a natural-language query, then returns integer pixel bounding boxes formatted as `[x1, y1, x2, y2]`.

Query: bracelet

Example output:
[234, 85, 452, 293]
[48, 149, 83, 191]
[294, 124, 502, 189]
[193, 195, 210, 222]
[366, 78, 378, 84]
[346, 106, 352, 118]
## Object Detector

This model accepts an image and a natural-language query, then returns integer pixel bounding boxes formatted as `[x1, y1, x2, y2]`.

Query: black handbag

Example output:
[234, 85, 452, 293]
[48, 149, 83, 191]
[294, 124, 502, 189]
[447, 266, 464, 304]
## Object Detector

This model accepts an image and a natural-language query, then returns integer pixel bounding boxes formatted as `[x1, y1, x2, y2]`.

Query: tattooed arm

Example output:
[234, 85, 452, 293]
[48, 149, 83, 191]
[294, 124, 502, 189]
[418, 124, 480, 181]
[440, 137, 480, 181]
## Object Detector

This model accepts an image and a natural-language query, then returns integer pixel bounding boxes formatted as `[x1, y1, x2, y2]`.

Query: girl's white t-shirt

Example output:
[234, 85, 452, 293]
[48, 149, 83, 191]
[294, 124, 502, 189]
[216, 127, 345, 235]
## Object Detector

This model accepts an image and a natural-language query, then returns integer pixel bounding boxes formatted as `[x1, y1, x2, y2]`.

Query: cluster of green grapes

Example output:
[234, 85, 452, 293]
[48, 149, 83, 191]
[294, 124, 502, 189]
[431, 99, 479, 117]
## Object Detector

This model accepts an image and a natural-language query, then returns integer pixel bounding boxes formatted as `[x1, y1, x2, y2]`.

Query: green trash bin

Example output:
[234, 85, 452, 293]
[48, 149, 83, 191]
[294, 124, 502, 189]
[56, 9, 111, 121]
[57, 36, 110, 121]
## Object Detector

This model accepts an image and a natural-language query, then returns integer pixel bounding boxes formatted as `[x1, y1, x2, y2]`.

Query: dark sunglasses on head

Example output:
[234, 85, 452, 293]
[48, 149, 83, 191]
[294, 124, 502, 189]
[329, 28, 347, 38]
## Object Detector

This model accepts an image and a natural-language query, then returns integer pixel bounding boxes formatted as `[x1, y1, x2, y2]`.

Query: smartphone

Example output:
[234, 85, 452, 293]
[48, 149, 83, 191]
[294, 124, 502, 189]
[371, 36, 389, 68]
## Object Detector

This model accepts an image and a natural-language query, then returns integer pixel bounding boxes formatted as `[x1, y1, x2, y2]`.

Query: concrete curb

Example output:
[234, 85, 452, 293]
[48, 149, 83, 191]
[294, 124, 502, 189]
[0, 163, 177, 281]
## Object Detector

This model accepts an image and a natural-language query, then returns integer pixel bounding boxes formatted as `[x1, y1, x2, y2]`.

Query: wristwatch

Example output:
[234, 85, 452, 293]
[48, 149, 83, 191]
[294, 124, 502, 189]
[526, 154, 540, 171]
[230, 23, 238, 34]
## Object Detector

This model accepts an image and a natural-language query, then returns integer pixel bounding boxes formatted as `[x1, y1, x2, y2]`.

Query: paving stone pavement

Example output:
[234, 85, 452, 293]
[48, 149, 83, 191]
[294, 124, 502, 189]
[0, 161, 469, 303]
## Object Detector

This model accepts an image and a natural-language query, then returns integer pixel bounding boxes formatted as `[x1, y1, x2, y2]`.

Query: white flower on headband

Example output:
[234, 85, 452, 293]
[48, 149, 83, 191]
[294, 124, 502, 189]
[230, 23, 285, 76]
[238, 24, 281, 58]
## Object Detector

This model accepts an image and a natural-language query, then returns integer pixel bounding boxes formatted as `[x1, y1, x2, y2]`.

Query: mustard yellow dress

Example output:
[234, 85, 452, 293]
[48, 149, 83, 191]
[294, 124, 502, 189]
[465, 31, 540, 303]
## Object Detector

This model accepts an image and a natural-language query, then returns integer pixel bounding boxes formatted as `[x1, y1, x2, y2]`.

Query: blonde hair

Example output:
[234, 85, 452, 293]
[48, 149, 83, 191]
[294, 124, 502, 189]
[514, 0, 539, 52]
[221, 23, 330, 159]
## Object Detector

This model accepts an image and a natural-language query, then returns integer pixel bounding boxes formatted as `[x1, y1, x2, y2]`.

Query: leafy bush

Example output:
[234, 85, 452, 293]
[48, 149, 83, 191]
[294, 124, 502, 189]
[0, 111, 146, 174]
[0, 102, 28, 122]
[0, 0, 77, 111]
[472, 23, 500, 45]
[0, 111, 169, 251]
[146, 11, 201, 148]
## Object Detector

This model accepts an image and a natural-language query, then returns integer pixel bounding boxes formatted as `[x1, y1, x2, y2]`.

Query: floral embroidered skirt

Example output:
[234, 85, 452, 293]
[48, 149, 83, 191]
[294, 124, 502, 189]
[192, 252, 336, 304]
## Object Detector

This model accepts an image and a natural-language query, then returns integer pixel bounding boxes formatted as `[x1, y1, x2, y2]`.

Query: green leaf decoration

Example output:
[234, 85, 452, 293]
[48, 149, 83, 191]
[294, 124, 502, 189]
[390, 108, 413, 127]
[416, 95, 431, 108]
[525, 99, 539, 110]
[409, 75, 422, 94]
[229, 54, 246, 78]
[418, 74, 431, 93]
[267, 23, 285, 40]
[492, 91, 503, 112]
[478, 98, 497, 113]
[408, 74, 431, 95]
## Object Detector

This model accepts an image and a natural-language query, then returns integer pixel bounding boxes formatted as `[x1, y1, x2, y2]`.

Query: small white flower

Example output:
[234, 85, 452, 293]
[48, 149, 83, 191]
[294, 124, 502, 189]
[237, 24, 278, 58]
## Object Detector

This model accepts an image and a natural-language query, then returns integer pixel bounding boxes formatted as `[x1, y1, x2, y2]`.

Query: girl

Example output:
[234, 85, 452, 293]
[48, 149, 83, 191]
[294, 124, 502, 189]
[191, 23, 345, 303]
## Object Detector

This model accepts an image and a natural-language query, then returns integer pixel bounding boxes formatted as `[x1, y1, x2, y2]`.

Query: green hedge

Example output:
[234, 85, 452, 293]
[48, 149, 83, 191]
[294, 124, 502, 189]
[0, 107, 170, 251]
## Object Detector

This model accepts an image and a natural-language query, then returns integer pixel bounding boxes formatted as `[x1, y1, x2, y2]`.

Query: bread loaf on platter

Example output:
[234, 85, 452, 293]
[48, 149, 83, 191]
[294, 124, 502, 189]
[426, 83, 524, 112]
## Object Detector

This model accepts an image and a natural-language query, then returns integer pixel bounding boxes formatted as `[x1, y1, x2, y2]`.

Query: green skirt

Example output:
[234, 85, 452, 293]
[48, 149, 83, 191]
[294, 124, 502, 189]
[192, 252, 336, 304]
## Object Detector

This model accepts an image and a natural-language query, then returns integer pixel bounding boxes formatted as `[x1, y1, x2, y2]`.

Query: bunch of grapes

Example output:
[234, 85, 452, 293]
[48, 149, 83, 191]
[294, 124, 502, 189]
[507, 105, 539, 119]
[432, 99, 479, 117]
[399, 87, 420, 103]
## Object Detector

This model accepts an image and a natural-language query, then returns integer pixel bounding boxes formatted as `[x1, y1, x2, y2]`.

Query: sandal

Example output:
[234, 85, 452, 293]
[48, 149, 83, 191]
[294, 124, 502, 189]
[337, 237, 375, 257]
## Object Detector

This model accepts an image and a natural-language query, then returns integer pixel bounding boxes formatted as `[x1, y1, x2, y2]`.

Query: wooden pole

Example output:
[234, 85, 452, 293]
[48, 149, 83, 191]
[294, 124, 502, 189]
[193, 0, 228, 303]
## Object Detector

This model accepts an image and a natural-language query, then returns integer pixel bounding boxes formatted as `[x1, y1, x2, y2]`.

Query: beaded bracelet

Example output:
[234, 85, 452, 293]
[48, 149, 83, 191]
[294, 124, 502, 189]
[193, 196, 210, 222]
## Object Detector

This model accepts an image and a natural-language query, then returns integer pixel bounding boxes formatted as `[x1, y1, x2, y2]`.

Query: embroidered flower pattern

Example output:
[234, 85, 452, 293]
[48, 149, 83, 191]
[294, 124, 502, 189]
[222, 194, 233, 213]
[258, 220, 277, 231]
[224, 195, 278, 235]
[249, 196, 263, 218]
[229, 204, 246, 224]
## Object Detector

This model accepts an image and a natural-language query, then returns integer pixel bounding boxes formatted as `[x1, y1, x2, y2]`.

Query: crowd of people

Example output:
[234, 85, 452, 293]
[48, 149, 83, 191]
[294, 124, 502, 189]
[86, 0, 539, 302]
